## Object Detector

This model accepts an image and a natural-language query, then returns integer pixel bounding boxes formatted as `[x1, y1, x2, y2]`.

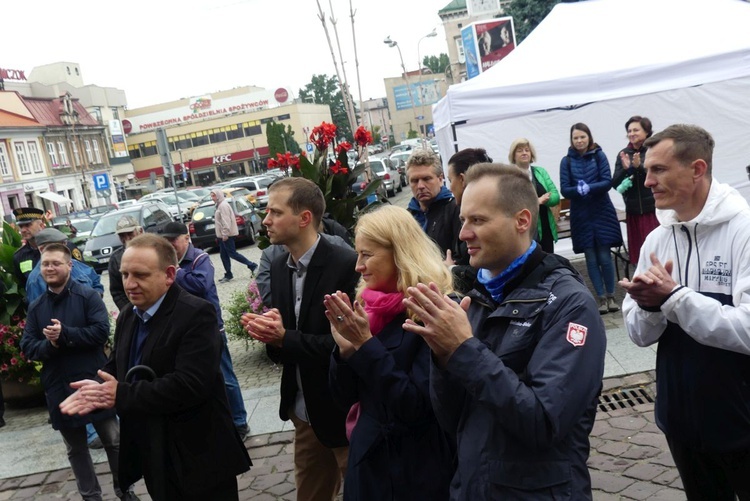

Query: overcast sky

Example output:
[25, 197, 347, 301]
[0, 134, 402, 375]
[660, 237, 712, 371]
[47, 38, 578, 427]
[5, 0, 451, 109]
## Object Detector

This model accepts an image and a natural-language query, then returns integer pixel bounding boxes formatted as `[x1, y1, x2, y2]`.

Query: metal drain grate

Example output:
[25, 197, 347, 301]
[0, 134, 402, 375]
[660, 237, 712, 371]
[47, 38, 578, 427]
[598, 386, 655, 412]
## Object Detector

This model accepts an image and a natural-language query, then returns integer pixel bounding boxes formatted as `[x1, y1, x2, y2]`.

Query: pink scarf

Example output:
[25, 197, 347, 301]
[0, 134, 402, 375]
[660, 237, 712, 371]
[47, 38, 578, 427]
[345, 289, 405, 440]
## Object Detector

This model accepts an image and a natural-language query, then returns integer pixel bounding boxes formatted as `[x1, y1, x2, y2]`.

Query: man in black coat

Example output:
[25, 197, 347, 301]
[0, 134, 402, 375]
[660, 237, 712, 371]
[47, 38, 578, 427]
[60, 234, 251, 501]
[242, 177, 359, 501]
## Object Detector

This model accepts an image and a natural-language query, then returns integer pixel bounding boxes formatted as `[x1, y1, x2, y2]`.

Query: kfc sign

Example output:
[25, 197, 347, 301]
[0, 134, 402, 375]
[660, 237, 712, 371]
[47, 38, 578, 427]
[213, 154, 232, 163]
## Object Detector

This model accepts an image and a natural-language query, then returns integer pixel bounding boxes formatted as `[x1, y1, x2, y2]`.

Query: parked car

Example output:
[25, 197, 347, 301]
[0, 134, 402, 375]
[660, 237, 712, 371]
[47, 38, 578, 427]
[140, 192, 193, 221]
[224, 175, 275, 207]
[189, 188, 261, 250]
[351, 171, 386, 208]
[116, 199, 140, 209]
[361, 158, 401, 197]
[389, 151, 412, 187]
[265, 168, 287, 180]
[82, 202, 173, 273]
[187, 187, 212, 199]
[389, 144, 413, 155]
[87, 204, 119, 218]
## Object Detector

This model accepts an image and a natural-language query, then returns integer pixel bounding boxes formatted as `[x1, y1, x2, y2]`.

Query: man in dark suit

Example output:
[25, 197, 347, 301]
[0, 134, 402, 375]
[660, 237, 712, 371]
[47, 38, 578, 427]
[60, 233, 251, 501]
[242, 177, 359, 501]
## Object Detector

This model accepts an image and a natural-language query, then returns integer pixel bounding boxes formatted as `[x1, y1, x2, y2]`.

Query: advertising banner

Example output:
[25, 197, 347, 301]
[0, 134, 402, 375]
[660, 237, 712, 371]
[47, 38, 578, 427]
[394, 81, 442, 110]
[463, 17, 516, 79]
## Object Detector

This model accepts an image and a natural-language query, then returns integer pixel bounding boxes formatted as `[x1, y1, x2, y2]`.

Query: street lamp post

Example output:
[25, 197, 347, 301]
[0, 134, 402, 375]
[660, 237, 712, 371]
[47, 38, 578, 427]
[384, 36, 420, 143]
[417, 28, 437, 147]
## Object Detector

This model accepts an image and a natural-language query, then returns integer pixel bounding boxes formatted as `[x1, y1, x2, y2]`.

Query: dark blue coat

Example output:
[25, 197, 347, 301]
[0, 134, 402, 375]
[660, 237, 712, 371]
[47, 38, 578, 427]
[20, 280, 115, 430]
[431, 250, 606, 500]
[329, 315, 454, 501]
[560, 147, 623, 253]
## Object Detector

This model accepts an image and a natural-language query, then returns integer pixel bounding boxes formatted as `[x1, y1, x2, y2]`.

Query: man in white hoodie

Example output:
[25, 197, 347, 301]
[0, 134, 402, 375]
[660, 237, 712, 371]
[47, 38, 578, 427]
[621, 124, 750, 500]
[211, 188, 258, 283]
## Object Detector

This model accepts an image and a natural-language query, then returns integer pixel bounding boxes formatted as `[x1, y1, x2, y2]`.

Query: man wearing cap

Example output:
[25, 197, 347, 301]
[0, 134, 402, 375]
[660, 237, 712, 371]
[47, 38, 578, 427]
[162, 221, 250, 438]
[108, 216, 144, 311]
[12, 207, 47, 286]
[25, 228, 103, 304]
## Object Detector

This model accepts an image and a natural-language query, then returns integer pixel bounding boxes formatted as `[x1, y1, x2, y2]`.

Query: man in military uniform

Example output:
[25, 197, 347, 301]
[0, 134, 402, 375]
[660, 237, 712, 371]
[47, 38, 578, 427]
[12, 207, 47, 286]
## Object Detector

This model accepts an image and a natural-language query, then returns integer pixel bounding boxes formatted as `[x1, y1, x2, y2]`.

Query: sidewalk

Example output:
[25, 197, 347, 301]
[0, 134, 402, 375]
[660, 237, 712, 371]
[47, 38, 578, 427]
[0, 256, 681, 500]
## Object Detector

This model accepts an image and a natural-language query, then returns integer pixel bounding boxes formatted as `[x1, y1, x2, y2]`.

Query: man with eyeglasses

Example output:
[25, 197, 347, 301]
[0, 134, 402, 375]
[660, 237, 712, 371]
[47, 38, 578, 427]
[109, 216, 144, 311]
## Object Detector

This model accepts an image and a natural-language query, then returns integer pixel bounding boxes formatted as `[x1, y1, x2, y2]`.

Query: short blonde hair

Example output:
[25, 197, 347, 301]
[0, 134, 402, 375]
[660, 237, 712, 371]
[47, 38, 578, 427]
[508, 138, 537, 164]
[406, 149, 442, 177]
[354, 205, 453, 314]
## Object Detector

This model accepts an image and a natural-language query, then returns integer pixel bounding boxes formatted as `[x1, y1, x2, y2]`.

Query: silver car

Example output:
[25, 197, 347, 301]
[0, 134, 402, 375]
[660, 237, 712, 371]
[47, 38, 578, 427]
[359, 159, 402, 197]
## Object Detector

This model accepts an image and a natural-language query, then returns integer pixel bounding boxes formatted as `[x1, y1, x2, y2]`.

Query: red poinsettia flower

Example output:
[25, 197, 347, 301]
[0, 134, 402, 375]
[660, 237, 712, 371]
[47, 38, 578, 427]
[310, 122, 338, 151]
[354, 126, 373, 147]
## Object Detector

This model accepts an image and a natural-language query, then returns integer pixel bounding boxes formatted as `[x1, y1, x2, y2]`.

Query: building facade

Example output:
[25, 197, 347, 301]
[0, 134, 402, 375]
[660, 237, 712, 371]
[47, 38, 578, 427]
[0, 90, 113, 221]
[123, 86, 332, 189]
[383, 71, 448, 144]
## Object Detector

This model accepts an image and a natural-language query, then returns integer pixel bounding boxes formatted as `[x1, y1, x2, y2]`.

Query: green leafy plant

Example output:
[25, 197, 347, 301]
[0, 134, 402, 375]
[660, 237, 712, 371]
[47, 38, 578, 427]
[225, 280, 269, 349]
[0, 221, 39, 384]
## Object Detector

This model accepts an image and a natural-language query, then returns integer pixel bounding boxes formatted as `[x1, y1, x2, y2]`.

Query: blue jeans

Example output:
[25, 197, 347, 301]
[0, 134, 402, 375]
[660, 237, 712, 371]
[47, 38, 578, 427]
[218, 236, 255, 279]
[220, 330, 247, 427]
[584, 246, 615, 297]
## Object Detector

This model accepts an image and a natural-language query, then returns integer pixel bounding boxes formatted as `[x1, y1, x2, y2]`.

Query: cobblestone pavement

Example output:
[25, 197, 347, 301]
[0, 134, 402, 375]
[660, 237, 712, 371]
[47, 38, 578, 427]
[0, 371, 683, 500]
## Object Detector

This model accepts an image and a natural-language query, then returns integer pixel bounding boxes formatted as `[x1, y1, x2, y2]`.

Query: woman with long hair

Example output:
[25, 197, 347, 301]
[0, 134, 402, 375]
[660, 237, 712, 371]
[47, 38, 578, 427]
[325, 205, 454, 501]
[509, 138, 560, 253]
[560, 123, 623, 314]
[611, 115, 659, 265]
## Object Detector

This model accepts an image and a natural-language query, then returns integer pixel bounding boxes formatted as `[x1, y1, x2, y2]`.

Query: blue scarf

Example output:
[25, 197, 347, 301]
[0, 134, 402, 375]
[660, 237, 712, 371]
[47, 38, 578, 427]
[477, 241, 537, 303]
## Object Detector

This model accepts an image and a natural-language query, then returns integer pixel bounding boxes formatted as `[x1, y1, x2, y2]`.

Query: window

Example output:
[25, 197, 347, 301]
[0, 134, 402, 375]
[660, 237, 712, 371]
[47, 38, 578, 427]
[84, 139, 94, 163]
[27, 142, 43, 173]
[47, 141, 58, 167]
[91, 107, 102, 123]
[14, 142, 30, 174]
[140, 141, 157, 157]
[226, 124, 244, 140]
[110, 107, 120, 120]
[92, 140, 102, 163]
[174, 136, 192, 150]
[191, 131, 209, 147]
[208, 128, 227, 144]
[128, 144, 141, 159]
[244, 124, 262, 137]
[0, 143, 10, 176]
[71, 140, 81, 166]
[57, 141, 69, 166]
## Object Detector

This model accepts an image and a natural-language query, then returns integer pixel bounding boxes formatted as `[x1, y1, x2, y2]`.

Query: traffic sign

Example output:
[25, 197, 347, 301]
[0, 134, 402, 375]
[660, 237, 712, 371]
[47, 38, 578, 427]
[97, 188, 111, 198]
[92, 173, 110, 191]
[306, 143, 314, 154]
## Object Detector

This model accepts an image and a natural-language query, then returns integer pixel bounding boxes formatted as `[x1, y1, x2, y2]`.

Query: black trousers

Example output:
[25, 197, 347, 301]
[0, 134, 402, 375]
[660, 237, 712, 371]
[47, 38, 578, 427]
[145, 472, 239, 501]
[668, 437, 750, 500]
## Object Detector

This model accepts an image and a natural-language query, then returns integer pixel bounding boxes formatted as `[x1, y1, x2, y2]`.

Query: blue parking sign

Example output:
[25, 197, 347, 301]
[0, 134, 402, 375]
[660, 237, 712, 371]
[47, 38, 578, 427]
[93, 173, 110, 191]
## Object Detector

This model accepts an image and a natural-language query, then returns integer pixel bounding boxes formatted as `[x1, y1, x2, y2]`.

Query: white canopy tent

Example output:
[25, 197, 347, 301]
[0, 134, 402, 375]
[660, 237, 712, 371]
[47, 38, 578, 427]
[433, 0, 750, 203]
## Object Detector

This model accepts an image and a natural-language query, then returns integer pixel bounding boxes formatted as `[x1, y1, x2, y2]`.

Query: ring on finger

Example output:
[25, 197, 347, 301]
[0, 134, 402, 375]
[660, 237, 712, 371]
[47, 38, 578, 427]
[336, 315, 345, 322]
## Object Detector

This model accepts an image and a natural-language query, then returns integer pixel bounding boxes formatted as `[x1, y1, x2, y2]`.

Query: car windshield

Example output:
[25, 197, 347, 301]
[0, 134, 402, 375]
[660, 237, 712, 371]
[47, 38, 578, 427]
[91, 210, 141, 237]
[369, 161, 386, 174]
[175, 191, 200, 201]
[71, 219, 96, 233]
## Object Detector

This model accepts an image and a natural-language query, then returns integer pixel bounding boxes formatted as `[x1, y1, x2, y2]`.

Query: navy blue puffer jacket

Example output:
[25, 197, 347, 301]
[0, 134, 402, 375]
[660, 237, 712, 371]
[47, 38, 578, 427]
[560, 147, 622, 253]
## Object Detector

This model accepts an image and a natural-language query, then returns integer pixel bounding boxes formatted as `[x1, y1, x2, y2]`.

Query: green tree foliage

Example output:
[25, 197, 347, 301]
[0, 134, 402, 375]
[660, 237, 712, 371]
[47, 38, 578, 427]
[299, 74, 353, 140]
[371, 125, 382, 145]
[504, 0, 561, 43]
[266, 120, 301, 156]
[422, 53, 451, 75]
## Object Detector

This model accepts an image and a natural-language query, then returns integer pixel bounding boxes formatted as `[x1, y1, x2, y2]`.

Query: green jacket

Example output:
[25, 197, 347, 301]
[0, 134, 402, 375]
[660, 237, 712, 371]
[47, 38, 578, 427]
[532, 166, 560, 242]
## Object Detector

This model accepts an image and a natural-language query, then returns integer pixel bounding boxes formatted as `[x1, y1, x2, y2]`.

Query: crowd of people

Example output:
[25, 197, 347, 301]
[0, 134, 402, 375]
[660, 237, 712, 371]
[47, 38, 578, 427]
[3, 120, 749, 500]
